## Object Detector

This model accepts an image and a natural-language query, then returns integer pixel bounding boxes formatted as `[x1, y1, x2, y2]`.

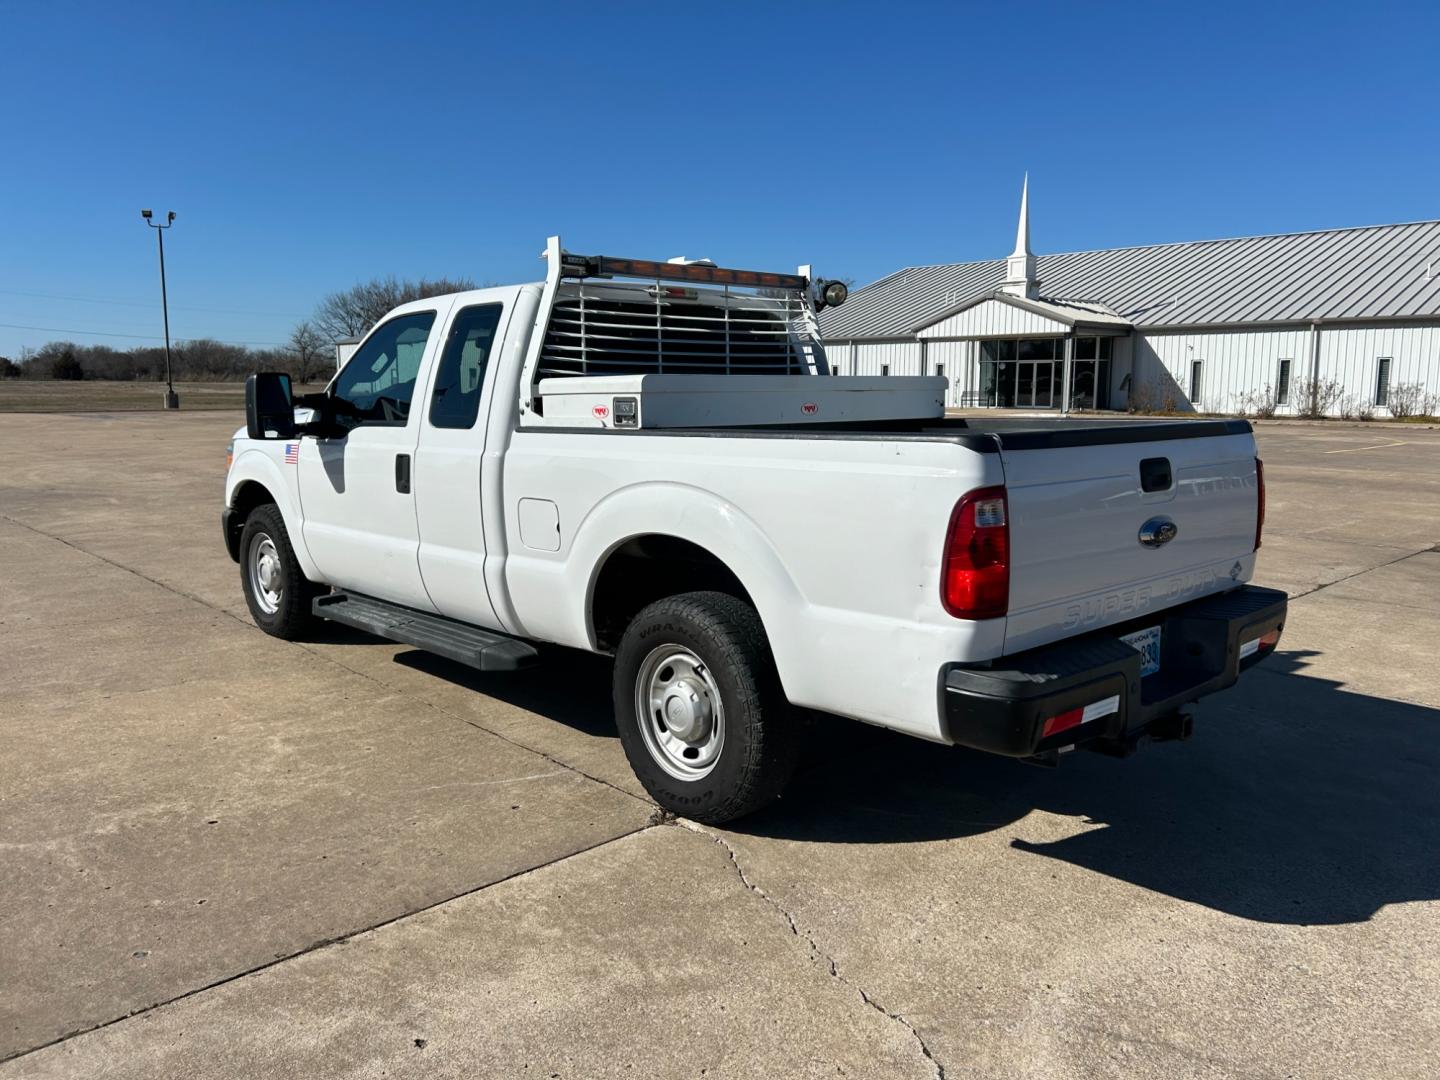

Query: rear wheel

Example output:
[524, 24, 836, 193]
[612, 591, 798, 824]
[240, 503, 318, 639]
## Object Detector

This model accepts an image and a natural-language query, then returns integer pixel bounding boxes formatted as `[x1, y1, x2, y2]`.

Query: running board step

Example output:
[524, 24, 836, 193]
[313, 591, 539, 672]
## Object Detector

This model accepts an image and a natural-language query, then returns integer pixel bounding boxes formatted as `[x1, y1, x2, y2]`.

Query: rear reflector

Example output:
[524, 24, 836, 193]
[941, 486, 1010, 620]
[1239, 628, 1281, 660]
[1041, 694, 1121, 738]
[1254, 457, 1265, 551]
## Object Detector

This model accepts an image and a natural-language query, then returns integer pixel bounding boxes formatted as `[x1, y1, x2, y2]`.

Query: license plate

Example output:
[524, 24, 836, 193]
[1121, 625, 1162, 678]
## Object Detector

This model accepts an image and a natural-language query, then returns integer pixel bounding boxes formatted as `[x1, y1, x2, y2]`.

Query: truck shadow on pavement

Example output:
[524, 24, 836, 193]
[748, 649, 1440, 926]
[394, 644, 1438, 927]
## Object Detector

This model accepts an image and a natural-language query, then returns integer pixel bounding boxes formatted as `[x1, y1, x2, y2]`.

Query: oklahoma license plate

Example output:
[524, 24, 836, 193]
[1121, 625, 1162, 678]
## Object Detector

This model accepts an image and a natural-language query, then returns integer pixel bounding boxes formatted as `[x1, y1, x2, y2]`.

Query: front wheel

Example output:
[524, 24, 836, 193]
[239, 503, 319, 639]
[612, 591, 798, 824]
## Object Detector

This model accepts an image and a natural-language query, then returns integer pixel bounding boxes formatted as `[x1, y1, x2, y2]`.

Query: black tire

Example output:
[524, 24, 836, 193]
[239, 503, 319, 640]
[612, 591, 798, 824]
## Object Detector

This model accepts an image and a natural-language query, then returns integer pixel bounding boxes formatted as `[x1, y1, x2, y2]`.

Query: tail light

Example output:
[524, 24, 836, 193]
[1254, 457, 1265, 551]
[1240, 627, 1281, 661]
[941, 485, 1009, 620]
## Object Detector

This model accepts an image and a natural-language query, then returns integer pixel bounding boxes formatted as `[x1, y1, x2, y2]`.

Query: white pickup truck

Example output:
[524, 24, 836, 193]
[223, 238, 1286, 822]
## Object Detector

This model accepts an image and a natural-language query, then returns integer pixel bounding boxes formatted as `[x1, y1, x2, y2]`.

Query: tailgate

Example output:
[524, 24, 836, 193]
[997, 423, 1260, 654]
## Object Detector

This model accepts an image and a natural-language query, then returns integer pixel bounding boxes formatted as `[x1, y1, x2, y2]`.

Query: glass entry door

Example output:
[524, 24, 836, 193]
[979, 337, 1063, 408]
[1016, 361, 1053, 407]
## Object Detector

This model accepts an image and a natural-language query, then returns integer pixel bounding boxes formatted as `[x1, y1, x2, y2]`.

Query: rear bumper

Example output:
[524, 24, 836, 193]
[941, 585, 1287, 758]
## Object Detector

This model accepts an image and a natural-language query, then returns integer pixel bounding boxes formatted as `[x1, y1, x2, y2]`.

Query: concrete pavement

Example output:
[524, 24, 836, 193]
[1, 411, 1437, 1078]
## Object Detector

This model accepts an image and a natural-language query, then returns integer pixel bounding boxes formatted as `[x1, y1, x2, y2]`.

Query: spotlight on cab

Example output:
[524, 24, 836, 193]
[814, 278, 849, 310]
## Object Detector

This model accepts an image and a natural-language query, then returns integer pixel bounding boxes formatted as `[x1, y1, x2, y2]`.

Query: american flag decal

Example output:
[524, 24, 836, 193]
[283, 443, 299, 464]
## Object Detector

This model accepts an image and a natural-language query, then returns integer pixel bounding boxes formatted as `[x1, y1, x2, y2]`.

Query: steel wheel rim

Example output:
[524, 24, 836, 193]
[634, 644, 725, 781]
[248, 533, 283, 615]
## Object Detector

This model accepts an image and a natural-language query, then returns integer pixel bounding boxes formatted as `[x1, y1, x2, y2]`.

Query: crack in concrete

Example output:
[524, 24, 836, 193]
[2, 511, 652, 811]
[1, 513, 261, 631]
[1, 511, 666, 1065]
[0, 827, 657, 1067]
[677, 820, 947, 1080]
[1284, 544, 1434, 601]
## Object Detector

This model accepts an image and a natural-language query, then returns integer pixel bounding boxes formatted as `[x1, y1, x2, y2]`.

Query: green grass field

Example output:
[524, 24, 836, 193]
[0, 381, 327, 413]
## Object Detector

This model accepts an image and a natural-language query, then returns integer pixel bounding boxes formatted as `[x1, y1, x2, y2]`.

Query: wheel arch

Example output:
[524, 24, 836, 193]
[225, 449, 320, 580]
[561, 482, 809, 697]
[589, 534, 757, 653]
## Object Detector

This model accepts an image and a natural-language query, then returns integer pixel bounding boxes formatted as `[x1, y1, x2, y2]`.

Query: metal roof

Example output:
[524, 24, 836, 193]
[818, 220, 1440, 340]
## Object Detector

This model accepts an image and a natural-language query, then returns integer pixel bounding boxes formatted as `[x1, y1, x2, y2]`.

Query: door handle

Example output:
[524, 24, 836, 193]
[395, 453, 411, 494]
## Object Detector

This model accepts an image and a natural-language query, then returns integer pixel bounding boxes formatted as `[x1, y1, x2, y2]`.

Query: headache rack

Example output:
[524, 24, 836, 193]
[522, 239, 824, 400]
[540, 281, 814, 379]
[518, 237, 945, 430]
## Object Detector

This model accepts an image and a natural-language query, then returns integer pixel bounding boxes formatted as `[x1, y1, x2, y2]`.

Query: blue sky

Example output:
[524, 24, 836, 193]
[2, 0, 1437, 357]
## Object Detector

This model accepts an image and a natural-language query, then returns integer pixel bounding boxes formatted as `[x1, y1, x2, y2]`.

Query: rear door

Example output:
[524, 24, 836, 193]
[298, 304, 450, 611]
[1000, 426, 1260, 653]
[412, 296, 515, 630]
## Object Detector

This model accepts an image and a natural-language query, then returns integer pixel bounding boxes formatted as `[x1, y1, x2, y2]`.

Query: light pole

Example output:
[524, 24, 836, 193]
[141, 209, 179, 409]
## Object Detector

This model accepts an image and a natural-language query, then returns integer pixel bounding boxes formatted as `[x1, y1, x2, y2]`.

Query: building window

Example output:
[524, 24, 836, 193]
[1276, 359, 1291, 406]
[935, 363, 945, 380]
[1068, 336, 1114, 411]
[1375, 358, 1392, 406]
[1189, 360, 1203, 405]
[881, 364, 890, 377]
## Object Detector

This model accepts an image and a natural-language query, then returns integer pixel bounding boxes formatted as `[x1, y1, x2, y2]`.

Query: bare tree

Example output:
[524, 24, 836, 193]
[287, 321, 330, 385]
[1234, 385, 1278, 418]
[311, 275, 476, 342]
[1338, 395, 1374, 421]
[1385, 382, 1439, 419]
[1290, 377, 1344, 419]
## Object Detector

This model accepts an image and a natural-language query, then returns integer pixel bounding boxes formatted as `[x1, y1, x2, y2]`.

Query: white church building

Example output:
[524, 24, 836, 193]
[817, 181, 1440, 416]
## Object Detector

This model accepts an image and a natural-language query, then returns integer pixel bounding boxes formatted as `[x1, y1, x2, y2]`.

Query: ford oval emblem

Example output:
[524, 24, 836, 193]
[1139, 517, 1179, 548]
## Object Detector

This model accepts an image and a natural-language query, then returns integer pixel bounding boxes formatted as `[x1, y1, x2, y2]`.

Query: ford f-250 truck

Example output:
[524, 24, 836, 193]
[223, 237, 1286, 823]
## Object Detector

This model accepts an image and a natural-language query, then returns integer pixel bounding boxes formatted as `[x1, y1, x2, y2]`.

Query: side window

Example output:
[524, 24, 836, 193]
[429, 304, 504, 429]
[332, 311, 437, 425]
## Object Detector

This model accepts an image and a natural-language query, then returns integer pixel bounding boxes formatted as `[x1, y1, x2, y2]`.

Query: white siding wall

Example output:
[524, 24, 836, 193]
[826, 339, 972, 405]
[918, 299, 1070, 339]
[827, 321, 1439, 415]
[824, 342, 852, 375]
[1317, 325, 1440, 414]
[926, 339, 973, 405]
[1138, 328, 1313, 414]
[1140, 323, 1440, 416]
[851, 341, 923, 377]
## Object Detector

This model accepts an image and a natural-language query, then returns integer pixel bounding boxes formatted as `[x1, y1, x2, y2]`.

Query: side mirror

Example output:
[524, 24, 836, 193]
[246, 372, 297, 440]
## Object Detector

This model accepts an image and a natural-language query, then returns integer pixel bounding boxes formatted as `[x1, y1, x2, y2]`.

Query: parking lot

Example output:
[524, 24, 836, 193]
[2, 411, 1437, 1078]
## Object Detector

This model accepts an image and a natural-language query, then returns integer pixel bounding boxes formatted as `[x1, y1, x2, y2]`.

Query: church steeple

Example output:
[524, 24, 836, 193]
[1000, 173, 1040, 299]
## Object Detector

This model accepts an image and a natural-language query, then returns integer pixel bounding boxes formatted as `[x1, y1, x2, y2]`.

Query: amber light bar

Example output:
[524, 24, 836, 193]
[560, 252, 808, 291]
